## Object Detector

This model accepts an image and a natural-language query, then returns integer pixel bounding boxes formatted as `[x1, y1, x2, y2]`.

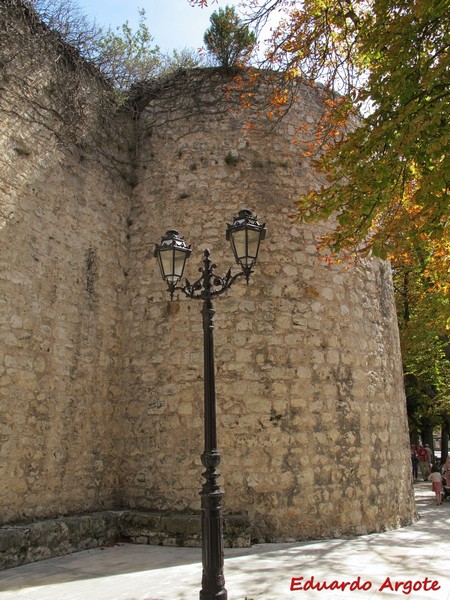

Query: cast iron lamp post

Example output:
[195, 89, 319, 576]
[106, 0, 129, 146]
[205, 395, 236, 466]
[154, 209, 266, 600]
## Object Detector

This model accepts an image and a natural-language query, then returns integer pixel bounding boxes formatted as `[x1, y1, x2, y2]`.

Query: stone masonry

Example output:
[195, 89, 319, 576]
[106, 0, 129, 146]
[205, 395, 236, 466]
[122, 72, 415, 541]
[0, 1, 415, 566]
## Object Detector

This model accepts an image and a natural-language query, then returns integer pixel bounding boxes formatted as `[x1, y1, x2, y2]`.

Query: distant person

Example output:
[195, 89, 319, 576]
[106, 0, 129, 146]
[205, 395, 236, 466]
[417, 444, 430, 481]
[444, 455, 450, 487]
[430, 465, 443, 505]
[411, 446, 419, 481]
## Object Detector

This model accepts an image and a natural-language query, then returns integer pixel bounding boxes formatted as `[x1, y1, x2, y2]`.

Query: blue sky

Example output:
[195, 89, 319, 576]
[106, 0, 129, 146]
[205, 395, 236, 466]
[80, 0, 241, 54]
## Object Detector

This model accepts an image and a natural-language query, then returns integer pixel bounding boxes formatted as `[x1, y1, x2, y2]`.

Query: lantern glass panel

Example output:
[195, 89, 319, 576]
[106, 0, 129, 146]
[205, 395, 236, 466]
[158, 248, 187, 283]
[231, 229, 247, 261]
[230, 228, 262, 267]
[172, 248, 188, 280]
[246, 228, 262, 261]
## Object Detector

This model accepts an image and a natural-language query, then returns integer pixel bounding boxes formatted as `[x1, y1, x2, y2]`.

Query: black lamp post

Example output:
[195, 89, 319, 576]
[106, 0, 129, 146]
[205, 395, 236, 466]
[154, 209, 266, 600]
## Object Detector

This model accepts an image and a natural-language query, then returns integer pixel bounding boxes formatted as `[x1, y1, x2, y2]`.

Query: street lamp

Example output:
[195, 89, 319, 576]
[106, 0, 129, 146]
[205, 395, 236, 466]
[154, 209, 266, 600]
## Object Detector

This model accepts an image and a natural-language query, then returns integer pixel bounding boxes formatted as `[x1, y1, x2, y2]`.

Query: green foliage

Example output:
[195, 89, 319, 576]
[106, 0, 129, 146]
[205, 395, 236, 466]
[163, 48, 203, 73]
[204, 5, 256, 69]
[92, 12, 203, 94]
[253, 0, 450, 291]
[91, 9, 161, 92]
[394, 262, 450, 436]
[224, 150, 240, 166]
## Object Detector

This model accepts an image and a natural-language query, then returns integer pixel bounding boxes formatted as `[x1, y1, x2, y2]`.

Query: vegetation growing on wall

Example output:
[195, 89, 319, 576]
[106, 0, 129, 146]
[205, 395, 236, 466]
[27, 0, 203, 97]
[1, 0, 205, 187]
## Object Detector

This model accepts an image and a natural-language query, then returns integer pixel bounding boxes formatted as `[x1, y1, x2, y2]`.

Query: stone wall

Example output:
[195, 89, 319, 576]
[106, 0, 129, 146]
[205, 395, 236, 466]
[0, 511, 250, 570]
[122, 71, 415, 541]
[0, 2, 131, 524]
[0, 3, 415, 553]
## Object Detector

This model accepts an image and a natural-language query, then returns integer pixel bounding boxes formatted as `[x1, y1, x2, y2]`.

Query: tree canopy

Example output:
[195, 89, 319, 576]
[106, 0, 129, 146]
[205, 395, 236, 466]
[203, 5, 256, 69]
[193, 0, 449, 302]
[394, 258, 450, 442]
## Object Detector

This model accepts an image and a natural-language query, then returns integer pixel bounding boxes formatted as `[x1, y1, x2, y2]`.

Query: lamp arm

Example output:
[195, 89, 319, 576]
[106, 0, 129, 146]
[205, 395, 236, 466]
[183, 269, 244, 300]
[165, 272, 245, 300]
[165, 248, 247, 301]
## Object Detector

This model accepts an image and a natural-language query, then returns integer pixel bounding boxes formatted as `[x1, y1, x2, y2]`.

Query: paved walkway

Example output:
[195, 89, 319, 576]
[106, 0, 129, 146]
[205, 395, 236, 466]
[0, 482, 448, 600]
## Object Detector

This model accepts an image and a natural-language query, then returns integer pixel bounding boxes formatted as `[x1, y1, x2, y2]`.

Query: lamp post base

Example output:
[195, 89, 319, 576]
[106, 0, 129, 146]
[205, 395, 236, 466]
[199, 450, 227, 600]
[200, 590, 228, 600]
